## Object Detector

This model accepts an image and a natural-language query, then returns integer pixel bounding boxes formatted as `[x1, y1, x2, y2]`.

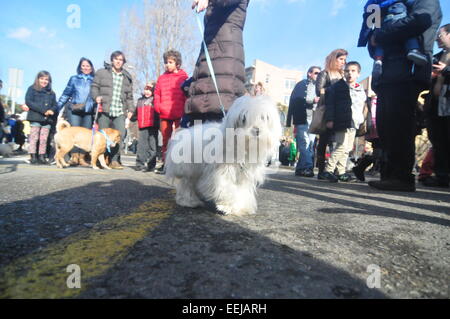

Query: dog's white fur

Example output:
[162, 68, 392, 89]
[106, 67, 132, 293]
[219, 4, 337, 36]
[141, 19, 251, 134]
[166, 96, 282, 216]
[0, 143, 16, 158]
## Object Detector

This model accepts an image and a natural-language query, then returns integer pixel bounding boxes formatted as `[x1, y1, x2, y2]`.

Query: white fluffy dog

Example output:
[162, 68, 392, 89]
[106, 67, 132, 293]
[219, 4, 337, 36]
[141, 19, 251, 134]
[165, 96, 282, 216]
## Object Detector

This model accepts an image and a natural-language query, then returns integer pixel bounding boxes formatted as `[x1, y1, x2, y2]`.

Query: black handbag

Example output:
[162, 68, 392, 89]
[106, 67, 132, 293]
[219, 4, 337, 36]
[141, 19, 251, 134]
[71, 94, 90, 112]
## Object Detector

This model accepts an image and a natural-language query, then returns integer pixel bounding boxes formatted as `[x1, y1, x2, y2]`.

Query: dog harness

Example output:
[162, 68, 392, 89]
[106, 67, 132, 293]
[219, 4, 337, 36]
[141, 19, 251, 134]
[99, 130, 114, 153]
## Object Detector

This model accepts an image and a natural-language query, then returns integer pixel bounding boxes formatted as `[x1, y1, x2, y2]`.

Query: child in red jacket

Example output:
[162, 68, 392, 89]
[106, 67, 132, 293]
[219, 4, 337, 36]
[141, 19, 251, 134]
[134, 82, 159, 172]
[154, 50, 188, 174]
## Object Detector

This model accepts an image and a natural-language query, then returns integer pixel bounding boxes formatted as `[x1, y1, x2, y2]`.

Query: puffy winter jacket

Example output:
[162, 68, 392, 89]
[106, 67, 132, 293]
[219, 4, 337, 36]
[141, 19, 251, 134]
[185, 0, 249, 117]
[25, 86, 58, 125]
[154, 70, 188, 120]
[57, 74, 95, 113]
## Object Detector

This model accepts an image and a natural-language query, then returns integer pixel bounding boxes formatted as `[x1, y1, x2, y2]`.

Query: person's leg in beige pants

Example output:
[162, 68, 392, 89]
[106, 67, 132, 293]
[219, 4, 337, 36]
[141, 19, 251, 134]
[326, 128, 356, 175]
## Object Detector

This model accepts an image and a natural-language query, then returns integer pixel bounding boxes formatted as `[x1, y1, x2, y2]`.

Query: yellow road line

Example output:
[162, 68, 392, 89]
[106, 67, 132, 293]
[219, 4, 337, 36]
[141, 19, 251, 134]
[0, 199, 175, 299]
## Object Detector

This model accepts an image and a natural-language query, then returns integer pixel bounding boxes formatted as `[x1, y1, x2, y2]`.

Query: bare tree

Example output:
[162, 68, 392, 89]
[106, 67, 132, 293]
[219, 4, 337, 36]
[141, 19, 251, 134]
[120, 0, 200, 96]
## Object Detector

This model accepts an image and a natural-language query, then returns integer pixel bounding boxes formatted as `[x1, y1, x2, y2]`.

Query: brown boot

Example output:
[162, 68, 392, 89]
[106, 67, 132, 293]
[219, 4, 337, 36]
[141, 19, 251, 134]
[110, 161, 124, 170]
[69, 153, 80, 166]
[78, 153, 91, 167]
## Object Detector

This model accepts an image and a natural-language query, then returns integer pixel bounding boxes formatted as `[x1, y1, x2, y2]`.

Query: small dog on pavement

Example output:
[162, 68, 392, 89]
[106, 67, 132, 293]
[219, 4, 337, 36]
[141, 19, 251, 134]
[54, 121, 121, 170]
[165, 96, 282, 216]
[0, 143, 16, 158]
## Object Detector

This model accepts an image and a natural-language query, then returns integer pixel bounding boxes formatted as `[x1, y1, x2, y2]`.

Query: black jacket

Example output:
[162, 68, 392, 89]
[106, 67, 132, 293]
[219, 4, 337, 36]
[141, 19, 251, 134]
[315, 70, 343, 99]
[286, 79, 313, 126]
[324, 79, 354, 132]
[374, 0, 442, 90]
[185, 0, 249, 116]
[25, 86, 58, 125]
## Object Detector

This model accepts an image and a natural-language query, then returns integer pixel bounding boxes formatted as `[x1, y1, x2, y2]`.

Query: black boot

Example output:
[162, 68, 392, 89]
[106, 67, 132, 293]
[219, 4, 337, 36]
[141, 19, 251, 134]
[38, 155, 50, 166]
[30, 154, 38, 165]
[352, 155, 374, 182]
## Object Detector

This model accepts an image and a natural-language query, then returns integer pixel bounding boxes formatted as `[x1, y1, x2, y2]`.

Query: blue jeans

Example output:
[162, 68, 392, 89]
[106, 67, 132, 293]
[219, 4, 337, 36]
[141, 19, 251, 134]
[98, 113, 126, 163]
[295, 124, 315, 172]
[69, 111, 93, 129]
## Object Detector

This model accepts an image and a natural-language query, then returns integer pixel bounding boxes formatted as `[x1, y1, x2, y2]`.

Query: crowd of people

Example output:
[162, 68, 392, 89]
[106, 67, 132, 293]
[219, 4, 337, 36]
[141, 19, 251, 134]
[0, 0, 449, 192]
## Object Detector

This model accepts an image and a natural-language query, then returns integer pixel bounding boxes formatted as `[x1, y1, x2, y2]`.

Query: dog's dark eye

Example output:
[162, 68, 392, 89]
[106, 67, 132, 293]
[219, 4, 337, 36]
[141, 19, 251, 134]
[242, 115, 246, 125]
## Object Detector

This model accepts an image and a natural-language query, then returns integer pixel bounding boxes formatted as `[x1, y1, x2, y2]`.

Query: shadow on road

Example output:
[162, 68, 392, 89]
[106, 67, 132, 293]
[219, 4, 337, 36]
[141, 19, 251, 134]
[265, 175, 450, 227]
[0, 179, 386, 299]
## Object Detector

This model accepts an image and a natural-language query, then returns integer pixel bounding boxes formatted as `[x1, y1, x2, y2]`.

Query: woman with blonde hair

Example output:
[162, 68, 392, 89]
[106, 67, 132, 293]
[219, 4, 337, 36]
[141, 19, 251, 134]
[315, 49, 348, 179]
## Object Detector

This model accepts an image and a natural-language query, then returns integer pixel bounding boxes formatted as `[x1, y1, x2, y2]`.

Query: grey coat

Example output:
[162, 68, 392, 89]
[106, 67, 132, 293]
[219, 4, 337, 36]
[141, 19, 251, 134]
[90, 65, 135, 115]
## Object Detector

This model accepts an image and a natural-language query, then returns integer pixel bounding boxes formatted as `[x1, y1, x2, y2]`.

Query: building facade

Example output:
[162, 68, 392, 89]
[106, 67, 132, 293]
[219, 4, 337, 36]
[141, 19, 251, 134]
[245, 59, 304, 107]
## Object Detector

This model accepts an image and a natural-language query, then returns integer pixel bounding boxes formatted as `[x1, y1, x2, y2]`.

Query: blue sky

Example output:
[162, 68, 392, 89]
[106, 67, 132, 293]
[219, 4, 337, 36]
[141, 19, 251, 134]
[1, 0, 449, 105]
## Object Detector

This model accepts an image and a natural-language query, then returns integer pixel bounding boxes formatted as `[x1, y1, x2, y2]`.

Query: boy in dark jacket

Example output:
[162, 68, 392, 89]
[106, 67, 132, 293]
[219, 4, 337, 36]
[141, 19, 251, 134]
[322, 62, 367, 183]
[154, 50, 188, 174]
[134, 82, 159, 172]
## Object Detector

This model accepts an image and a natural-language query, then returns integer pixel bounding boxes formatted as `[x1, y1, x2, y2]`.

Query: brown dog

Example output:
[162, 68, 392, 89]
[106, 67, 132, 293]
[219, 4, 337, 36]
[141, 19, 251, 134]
[54, 121, 121, 170]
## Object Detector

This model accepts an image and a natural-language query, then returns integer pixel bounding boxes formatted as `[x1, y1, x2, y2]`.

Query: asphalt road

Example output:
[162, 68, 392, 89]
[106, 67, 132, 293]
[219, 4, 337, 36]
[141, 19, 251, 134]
[0, 155, 449, 299]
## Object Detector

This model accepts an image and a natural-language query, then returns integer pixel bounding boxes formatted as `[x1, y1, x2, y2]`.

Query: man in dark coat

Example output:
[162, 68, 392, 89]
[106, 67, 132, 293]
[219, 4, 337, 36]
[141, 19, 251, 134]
[91, 51, 135, 169]
[286, 66, 321, 177]
[368, 0, 442, 192]
[186, 0, 249, 124]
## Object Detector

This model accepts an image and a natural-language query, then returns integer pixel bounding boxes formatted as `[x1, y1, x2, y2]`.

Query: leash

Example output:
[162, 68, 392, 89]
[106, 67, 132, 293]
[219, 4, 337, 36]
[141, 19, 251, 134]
[91, 103, 101, 147]
[195, 13, 226, 117]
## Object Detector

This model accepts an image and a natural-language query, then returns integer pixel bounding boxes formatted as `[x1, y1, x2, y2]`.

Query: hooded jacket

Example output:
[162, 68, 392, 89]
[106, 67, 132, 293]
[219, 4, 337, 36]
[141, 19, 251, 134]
[90, 64, 135, 115]
[154, 70, 189, 120]
[185, 0, 249, 117]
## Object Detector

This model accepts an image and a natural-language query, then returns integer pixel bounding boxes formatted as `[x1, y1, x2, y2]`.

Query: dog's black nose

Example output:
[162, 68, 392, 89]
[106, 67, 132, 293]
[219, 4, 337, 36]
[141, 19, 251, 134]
[253, 127, 260, 136]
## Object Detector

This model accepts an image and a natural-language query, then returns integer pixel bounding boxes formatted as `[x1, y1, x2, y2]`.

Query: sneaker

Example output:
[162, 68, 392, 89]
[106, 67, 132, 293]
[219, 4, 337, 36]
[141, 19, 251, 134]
[134, 165, 145, 172]
[303, 168, 315, 178]
[338, 173, 356, 183]
[368, 179, 416, 192]
[295, 170, 305, 177]
[155, 165, 165, 175]
[321, 171, 339, 183]
[407, 49, 428, 66]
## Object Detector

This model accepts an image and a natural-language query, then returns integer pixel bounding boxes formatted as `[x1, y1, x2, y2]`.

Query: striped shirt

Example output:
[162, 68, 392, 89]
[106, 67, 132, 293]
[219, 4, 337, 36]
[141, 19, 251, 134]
[110, 71, 124, 117]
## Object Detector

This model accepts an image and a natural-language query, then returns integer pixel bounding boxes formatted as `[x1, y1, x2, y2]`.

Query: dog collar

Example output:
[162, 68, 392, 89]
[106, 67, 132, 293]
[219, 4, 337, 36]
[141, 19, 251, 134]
[100, 130, 114, 153]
